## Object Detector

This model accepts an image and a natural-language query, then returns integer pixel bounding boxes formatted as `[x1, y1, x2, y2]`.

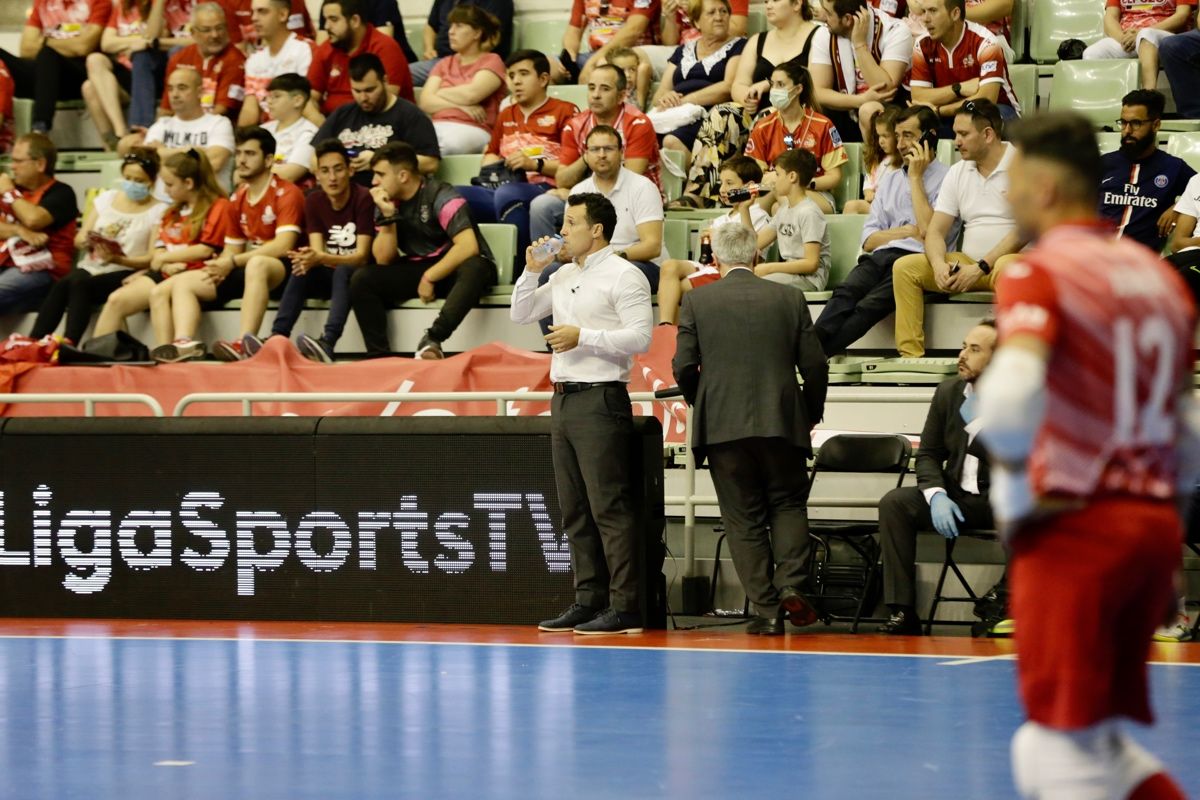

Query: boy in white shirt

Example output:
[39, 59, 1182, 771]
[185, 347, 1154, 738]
[754, 148, 830, 292]
[261, 72, 318, 184]
[657, 155, 771, 325]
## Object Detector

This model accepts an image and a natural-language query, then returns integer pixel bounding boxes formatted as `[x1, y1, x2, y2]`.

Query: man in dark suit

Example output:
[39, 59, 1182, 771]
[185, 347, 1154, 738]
[876, 320, 997, 635]
[672, 223, 829, 635]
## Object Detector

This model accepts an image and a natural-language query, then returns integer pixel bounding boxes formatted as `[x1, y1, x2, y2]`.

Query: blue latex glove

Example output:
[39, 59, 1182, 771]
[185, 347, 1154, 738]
[959, 393, 977, 424]
[930, 492, 964, 539]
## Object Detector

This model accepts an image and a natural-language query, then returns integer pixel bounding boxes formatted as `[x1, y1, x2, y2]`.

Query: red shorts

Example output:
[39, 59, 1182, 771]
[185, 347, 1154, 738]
[1010, 496, 1181, 729]
[687, 265, 720, 289]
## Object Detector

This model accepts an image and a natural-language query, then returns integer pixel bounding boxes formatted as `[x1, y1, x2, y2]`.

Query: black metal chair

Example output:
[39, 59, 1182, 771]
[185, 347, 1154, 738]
[924, 530, 1001, 635]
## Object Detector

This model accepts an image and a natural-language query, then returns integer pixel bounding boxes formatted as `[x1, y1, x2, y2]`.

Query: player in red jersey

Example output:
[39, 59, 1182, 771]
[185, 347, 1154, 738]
[977, 111, 1197, 799]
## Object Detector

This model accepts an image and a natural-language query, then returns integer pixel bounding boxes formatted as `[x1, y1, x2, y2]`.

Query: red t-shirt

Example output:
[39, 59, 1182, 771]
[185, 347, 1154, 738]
[160, 44, 247, 116]
[994, 223, 1196, 501]
[744, 108, 849, 179]
[429, 53, 507, 132]
[1107, 0, 1196, 30]
[308, 25, 414, 113]
[569, 0, 661, 50]
[560, 103, 661, 188]
[106, 2, 146, 69]
[487, 97, 579, 186]
[28, 0, 112, 38]
[230, 0, 312, 45]
[672, 0, 748, 44]
[155, 197, 236, 270]
[225, 175, 305, 248]
[911, 22, 1019, 112]
[0, 62, 13, 155]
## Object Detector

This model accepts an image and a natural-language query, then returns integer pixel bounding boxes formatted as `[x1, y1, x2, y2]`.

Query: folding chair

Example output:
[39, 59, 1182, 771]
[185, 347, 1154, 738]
[924, 529, 1000, 634]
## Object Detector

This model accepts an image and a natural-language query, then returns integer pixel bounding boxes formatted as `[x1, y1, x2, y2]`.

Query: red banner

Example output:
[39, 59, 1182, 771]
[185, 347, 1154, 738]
[3, 328, 690, 442]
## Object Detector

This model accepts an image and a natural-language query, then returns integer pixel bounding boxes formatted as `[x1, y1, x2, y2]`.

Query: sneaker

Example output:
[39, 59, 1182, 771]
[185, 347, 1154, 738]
[241, 333, 265, 357]
[537, 603, 602, 632]
[1153, 614, 1193, 643]
[152, 339, 204, 363]
[573, 607, 644, 635]
[211, 339, 246, 362]
[415, 332, 444, 360]
[296, 333, 334, 363]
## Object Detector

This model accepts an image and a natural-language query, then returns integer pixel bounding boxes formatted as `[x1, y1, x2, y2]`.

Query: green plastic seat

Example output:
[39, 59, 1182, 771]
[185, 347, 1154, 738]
[479, 223, 518, 285]
[660, 148, 687, 203]
[436, 154, 484, 187]
[1009, 64, 1037, 115]
[746, 10, 768, 34]
[13, 98, 32, 139]
[666, 207, 728, 221]
[1096, 131, 1121, 154]
[1010, 0, 1028, 63]
[516, 19, 567, 59]
[664, 217, 690, 261]
[805, 213, 865, 302]
[1167, 132, 1200, 172]
[547, 83, 588, 109]
[1048, 60, 1139, 128]
[1029, 0, 1105, 63]
[947, 291, 996, 303]
[936, 138, 960, 166]
[860, 357, 958, 384]
[833, 142, 862, 211]
[405, 20, 424, 59]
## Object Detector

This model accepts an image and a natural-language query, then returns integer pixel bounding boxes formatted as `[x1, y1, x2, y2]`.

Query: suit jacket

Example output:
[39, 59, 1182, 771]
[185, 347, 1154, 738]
[917, 376, 990, 499]
[672, 269, 829, 461]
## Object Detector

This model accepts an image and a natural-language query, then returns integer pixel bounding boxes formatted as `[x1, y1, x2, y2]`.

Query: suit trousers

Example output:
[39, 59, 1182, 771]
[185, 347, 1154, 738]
[550, 385, 640, 613]
[707, 437, 812, 619]
[878, 486, 994, 609]
[813, 247, 909, 356]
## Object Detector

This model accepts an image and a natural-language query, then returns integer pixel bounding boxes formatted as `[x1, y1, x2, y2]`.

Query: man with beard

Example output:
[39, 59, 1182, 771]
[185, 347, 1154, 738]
[875, 320, 996, 635]
[309, 0, 413, 115]
[1100, 89, 1195, 252]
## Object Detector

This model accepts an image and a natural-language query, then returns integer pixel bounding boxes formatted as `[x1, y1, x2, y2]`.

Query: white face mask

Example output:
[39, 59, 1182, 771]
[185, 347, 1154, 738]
[769, 87, 794, 109]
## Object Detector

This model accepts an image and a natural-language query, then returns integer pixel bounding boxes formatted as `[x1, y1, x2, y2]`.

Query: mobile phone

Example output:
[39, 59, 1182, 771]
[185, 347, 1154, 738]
[918, 130, 937, 153]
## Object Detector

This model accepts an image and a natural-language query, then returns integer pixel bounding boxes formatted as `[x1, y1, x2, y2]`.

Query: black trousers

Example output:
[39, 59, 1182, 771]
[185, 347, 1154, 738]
[878, 486, 994, 609]
[707, 437, 812, 619]
[814, 247, 909, 356]
[30, 268, 127, 344]
[348, 256, 495, 356]
[550, 385, 639, 613]
[0, 47, 86, 131]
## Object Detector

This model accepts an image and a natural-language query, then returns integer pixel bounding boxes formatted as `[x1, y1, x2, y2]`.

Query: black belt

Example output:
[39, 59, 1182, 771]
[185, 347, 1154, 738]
[553, 381, 625, 395]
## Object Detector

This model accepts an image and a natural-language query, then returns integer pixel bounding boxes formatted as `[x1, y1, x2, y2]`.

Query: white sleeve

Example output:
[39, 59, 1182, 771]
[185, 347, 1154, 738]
[287, 127, 317, 168]
[1175, 174, 1200, 220]
[933, 162, 964, 218]
[880, 19, 915, 65]
[631, 176, 664, 222]
[809, 28, 833, 67]
[509, 268, 555, 324]
[144, 119, 167, 145]
[577, 267, 653, 356]
[210, 116, 236, 154]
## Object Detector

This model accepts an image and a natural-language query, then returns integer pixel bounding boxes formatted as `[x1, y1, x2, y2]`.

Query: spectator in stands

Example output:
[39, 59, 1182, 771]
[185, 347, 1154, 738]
[417, 6, 507, 155]
[123, 67, 236, 191]
[258, 139, 375, 362]
[310, 0, 413, 114]
[167, 127, 302, 361]
[229, 0, 313, 50]
[355, 141, 497, 359]
[411, 0, 514, 87]
[456, 50, 578, 269]
[876, 320, 996, 635]
[317, 0, 420, 64]
[1100, 90, 1195, 252]
[29, 148, 166, 345]
[81, 0, 150, 150]
[809, 0, 913, 143]
[752, 149, 831, 290]
[1168, 169, 1200, 296]
[602, 46, 652, 111]
[910, 0, 1021, 133]
[529, 64, 659, 243]
[671, 0, 818, 209]
[238, 0, 315, 127]
[157, 2, 246, 120]
[0, 57, 13, 155]
[647, 0, 746, 173]
[556, 0, 662, 86]
[657, 154, 769, 325]
[1159, 31, 1200, 118]
[843, 103, 900, 215]
[513, 192, 653, 636]
[813, 106, 949, 355]
[93, 148, 234, 359]
[639, 0, 748, 80]
[0, 0, 112, 134]
[1083, 0, 1193, 91]
[0, 133, 80, 313]
[966, 0, 1013, 41]
[125, 0, 204, 133]
[892, 100, 1022, 358]
[314, 53, 441, 187]
[744, 61, 847, 213]
[260, 73, 317, 183]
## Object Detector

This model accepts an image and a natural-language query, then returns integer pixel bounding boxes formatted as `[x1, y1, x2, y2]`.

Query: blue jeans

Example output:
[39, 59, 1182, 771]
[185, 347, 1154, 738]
[0, 267, 54, 315]
[409, 58, 440, 87]
[529, 191, 565, 244]
[457, 182, 550, 278]
[1160, 31, 1200, 118]
[534, 259, 659, 338]
[271, 265, 354, 346]
[128, 49, 169, 129]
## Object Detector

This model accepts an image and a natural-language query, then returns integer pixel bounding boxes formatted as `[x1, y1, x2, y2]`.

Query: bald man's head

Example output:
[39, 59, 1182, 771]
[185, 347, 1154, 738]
[165, 68, 205, 118]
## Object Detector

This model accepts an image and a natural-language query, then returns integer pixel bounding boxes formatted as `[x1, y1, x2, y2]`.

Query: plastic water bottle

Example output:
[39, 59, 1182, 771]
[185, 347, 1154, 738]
[532, 235, 564, 261]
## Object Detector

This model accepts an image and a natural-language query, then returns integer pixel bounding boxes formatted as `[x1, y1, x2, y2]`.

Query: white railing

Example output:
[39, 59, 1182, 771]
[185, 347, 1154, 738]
[0, 393, 165, 416]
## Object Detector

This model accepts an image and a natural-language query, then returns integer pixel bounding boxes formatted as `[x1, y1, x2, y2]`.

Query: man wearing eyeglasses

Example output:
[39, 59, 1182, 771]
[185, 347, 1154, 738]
[157, 3, 247, 121]
[1099, 89, 1195, 253]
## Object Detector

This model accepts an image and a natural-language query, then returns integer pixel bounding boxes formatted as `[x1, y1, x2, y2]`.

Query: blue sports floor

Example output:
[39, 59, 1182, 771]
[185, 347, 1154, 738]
[0, 624, 1197, 799]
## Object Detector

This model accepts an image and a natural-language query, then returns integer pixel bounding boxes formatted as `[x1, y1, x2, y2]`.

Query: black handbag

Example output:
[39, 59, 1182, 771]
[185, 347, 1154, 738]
[470, 162, 528, 189]
[1058, 39, 1086, 60]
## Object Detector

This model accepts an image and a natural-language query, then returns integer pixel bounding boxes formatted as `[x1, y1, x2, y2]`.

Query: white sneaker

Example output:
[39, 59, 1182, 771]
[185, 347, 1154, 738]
[1153, 614, 1193, 643]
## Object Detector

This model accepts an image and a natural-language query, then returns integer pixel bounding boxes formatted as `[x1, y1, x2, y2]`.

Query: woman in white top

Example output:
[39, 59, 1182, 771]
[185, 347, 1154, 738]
[29, 148, 167, 345]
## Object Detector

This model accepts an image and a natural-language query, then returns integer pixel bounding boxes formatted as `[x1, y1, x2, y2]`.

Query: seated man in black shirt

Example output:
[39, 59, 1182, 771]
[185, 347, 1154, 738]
[313, 53, 440, 187]
[355, 141, 497, 358]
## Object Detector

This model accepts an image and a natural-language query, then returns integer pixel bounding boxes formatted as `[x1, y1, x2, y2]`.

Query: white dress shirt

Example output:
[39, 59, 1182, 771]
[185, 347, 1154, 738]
[924, 383, 982, 505]
[510, 245, 653, 383]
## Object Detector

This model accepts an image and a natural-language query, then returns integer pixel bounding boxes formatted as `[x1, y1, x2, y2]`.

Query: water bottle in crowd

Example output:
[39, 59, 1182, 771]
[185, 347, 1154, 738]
[532, 235, 564, 261]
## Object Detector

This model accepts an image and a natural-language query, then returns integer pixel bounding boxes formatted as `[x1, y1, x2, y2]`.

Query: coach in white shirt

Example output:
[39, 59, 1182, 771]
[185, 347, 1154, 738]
[510, 191, 653, 637]
[120, 67, 236, 195]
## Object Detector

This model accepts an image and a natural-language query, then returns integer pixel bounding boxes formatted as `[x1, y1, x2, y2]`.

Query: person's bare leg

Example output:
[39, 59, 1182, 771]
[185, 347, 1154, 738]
[239, 256, 286, 335]
[843, 199, 871, 214]
[149, 277, 179, 344]
[656, 259, 695, 325]
[1139, 40, 1161, 91]
[93, 276, 155, 337]
[85, 52, 129, 146]
[169, 271, 217, 341]
[812, 193, 835, 214]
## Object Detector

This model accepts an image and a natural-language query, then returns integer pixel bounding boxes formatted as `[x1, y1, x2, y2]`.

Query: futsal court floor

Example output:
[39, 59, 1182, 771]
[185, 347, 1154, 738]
[1, 620, 1198, 799]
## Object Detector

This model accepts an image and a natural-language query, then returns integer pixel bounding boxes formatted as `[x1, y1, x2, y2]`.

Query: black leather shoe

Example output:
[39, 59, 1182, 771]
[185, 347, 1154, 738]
[746, 616, 784, 635]
[779, 586, 820, 627]
[973, 580, 1008, 620]
[876, 608, 923, 635]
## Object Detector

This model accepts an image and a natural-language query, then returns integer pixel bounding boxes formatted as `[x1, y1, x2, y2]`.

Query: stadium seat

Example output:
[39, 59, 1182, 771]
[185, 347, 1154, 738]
[746, 10, 768, 34]
[661, 149, 686, 203]
[405, 20, 424, 59]
[436, 154, 484, 186]
[547, 84, 589, 109]
[1047, 60, 1139, 128]
[1167, 132, 1200, 171]
[515, 19, 567, 60]
[1010, 0, 1028, 63]
[804, 213, 866, 302]
[664, 217, 690, 261]
[1096, 130, 1121, 154]
[834, 142, 862, 211]
[479, 223, 518, 286]
[1029, 0, 1104, 63]
[1009, 64, 1037, 115]
[936, 138, 961, 165]
[97, 159, 123, 190]
[13, 98, 31, 139]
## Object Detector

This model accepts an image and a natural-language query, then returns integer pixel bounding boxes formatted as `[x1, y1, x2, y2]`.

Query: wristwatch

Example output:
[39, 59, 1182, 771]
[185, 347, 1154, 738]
[952, 82, 963, 98]
[977, 258, 992, 275]
[535, 157, 545, 174]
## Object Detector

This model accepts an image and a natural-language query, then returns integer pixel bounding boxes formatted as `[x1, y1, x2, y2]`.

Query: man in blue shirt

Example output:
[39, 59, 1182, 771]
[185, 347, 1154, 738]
[814, 105, 958, 355]
[1099, 90, 1195, 252]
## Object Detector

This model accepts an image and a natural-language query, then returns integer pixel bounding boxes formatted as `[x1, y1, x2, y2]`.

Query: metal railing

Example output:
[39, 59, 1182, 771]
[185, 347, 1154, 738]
[0, 393, 164, 417]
